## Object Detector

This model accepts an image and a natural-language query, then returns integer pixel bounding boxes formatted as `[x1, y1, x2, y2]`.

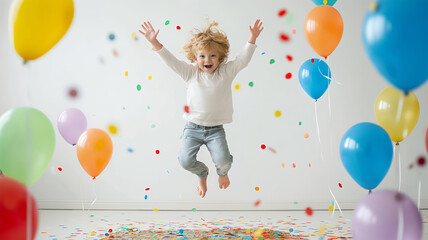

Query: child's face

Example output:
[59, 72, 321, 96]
[195, 48, 220, 74]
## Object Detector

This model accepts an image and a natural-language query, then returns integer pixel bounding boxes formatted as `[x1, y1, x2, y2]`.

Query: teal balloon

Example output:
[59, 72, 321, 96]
[0, 107, 55, 186]
[340, 122, 393, 190]
[312, 0, 337, 6]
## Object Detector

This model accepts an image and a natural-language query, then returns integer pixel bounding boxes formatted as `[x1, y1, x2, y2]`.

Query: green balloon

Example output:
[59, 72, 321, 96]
[0, 107, 55, 186]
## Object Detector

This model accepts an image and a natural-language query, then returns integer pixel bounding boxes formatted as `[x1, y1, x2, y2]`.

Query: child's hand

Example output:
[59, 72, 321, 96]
[139, 21, 162, 50]
[248, 19, 264, 44]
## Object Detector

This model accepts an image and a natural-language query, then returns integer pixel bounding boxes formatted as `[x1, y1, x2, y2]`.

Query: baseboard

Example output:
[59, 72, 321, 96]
[37, 201, 360, 211]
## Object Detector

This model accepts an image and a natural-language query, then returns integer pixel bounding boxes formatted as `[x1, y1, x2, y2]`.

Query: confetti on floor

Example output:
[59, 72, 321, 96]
[100, 228, 308, 239]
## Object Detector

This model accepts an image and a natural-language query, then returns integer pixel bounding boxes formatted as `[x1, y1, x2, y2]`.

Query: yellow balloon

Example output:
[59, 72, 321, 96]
[10, 0, 74, 61]
[374, 87, 420, 143]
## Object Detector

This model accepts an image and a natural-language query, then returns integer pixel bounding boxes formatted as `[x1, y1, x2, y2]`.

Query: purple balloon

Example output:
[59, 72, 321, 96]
[57, 108, 87, 145]
[353, 189, 422, 240]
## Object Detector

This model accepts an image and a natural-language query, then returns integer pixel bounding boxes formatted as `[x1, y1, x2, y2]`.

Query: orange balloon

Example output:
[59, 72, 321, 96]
[426, 128, 428, 154]
[76, 128, 113, 179]
[304, 5, 343, 58]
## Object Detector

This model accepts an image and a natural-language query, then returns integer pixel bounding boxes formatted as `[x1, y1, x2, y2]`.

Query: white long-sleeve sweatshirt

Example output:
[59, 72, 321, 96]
[155, 42, 257, 126]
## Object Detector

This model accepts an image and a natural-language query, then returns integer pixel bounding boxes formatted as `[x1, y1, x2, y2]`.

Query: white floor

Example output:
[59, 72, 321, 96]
[34, 209, 428, 240]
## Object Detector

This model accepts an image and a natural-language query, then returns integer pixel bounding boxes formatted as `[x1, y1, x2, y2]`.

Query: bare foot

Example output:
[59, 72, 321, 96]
[218, 175, 230, 189]
[197, 177, 207, 198]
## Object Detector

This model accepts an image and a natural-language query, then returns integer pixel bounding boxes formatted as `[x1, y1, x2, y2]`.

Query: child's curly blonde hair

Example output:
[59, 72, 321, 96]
[183, 21, 230, 63]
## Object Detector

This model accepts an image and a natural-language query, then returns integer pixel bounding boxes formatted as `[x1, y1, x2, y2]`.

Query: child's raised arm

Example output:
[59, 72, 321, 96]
[248, 19, 264, 44]
[139, 21, 163, 51]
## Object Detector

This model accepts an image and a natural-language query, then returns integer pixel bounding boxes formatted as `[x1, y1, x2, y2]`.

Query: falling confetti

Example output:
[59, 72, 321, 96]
[234, 84, 240, 90]
[127, 148, 134, 153]
[184, 106, 190, 113]
[338, 183, 342, 188]
[305, 207, 313, 216]
[280, 33, 290, 42]
[132, 32, 136, 39]
[125, 71, 128, 76]
[137, 84, 141, 91]
[58, 168, 63, 172]
[299, 121, 302, 126]
[417, 156, 426, 167]
[309, 163, 312, 167]
[68, 87, 78, 98]
[255, 187, 260, 191]
[254, 200, 261, 207]
[145, 195, 148, 200]
[192, 208, 197, 212]
[328, 206, 334, 211]
[155, 150, 160, 154]
[148, 75, 152, 80]
[113, 49, 119, 57]
[286, 55, 293, 61]
[165, 20, 170, 25]
[270, 59, 275, 64]
[292, 163, 296, 168]
[274, 110, 282, 117]
[304, 133, 309, 139]
[261, 144, 266, 150]
[176, 26, 181, 30]
[292, 29, 296, 34]
[261, 52, 266, 55]
[145, 188, 150, 191]
[285, 73, 292, 79]
[278, 9, 287, 17]
[108, 33, 115, 41]
[153, 209, 159, 211]
[267, 147, 277, 153]
[108, 125, 118, 134]
[249, 81, 254, 87]
[281, 163, 285, 168]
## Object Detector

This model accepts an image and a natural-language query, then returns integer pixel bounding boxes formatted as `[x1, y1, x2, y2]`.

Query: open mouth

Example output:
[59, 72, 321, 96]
[204, 65, 213, 69]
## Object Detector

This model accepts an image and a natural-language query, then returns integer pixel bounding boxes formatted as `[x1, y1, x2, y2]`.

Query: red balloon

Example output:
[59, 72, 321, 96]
[0, 176, 38, 240]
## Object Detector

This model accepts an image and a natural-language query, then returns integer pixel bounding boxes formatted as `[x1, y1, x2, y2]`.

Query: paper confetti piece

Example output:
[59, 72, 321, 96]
[417, 156, 426, 167]
[328, 206, 334, 211]
[176, 26, 181, 30]
[292, 29, 296, 34]
[305, 207, 313, 216]
[113, 49, 119, 57]
[58, 168, 63, 172]
[145, 188, 150, 191]
[148, 75, 152, 80]
[281, 163, 285, 168]
[286, 55, 293, 61]
[131, 32, 136, 38]
[155, 150, 160, 154]
[338, 183, 342, 188]
[153, 208, 159, 211]
[278, 9, 287, 17]
[270, 59, 275, 64]
[274, 110, 281, 117]
[261, 144, 266, 150]
[125, 71, 128, 76]
[108, 125, 118, 134]
[255, 187, 260, 191]
[280, 33, 290, 42]
[165, 20, 170, 25]
[108, 33, 115, 41]
[254, 200, 261, 207]
[234, 84, 240, 90]
[304, 133, 309, 139]
[249, 81, 254, 87]
[137, 84, 141, 91]
[285, 73, 292, 79]
[184, 105, 190, 113]
[267, 147, 277, 153]
[292, 163, 296, 168]
[68, 88, 78, 98]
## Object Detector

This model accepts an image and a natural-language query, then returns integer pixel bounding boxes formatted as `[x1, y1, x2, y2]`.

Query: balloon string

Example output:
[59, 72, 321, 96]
[89, 179, 98, 211]
[395, 144, 402, 192]
[418, 179, 421, 210]
[397, 204, 404, 240]
[314, 102, 343, 217]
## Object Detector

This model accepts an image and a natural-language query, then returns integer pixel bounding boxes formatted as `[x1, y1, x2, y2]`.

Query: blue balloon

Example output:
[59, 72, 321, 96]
[362, 0, 428, 92]
[312, 0, 337, 6]
[298, 58, 331, 100]
[340, 122, 393, 190]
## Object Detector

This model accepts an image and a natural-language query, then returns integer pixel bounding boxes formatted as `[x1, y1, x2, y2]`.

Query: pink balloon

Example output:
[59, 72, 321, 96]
[57, 108, 87, 145]
[353, 189, 422, 240]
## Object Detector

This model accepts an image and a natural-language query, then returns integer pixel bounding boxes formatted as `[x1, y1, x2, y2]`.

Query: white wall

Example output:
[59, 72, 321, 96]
[0, 0, 427, 210]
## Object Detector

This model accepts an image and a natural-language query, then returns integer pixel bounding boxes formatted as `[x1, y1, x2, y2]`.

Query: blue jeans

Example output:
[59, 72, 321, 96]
[178, 122, 233, 178]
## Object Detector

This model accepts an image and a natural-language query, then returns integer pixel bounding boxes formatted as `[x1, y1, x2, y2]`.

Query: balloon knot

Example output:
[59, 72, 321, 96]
[23, 59, 28, 65]
[369, 2, 378, 11]
[368, 190, 372, 195]
[396, 142, 400, 146]
[395, 193, 404, 202]
[404, 91, 409, 96]
[92, 177, 96, 180]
